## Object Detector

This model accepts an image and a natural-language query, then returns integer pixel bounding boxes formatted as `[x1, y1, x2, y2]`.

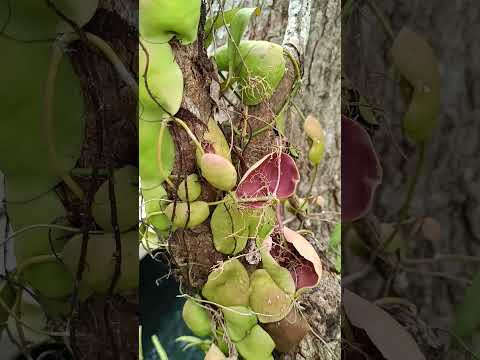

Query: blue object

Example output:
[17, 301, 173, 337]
[140, 254, 203, 360]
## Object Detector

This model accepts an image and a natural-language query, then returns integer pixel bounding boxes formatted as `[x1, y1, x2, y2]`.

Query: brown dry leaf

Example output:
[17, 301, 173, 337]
[204, 343, 227, 360]
[343, 289, 425, 360]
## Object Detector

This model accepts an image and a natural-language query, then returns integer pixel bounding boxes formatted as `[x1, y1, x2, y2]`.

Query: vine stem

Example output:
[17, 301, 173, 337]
[0, 290, 68, 339]
[380, 143, 425, 252]
[44, 44, 85, 201]
[0, 224, 97, 248]
[61, 32, 137, 95]
[365, 0, 395, 41]
[173, 117, 205, 156]
[16, 254, 62, 277]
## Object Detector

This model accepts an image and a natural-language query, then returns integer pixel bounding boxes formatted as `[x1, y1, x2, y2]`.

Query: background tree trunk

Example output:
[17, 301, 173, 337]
[168, 0, 342, 359]
[343, 0, 480, 357]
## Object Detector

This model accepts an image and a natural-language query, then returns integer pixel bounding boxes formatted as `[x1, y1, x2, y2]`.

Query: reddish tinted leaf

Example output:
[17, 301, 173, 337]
[341, 116, 382, 222]
[236, 152, 300, 207]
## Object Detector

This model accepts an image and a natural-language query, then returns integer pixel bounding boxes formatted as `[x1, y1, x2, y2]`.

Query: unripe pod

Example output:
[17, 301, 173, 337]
[164, 201, 210, 229]
[304, 115, 324, 142]
[215, 40, 286, 105]
[177, 174, 202, 201]
[308, 141, 324, 165]
[200, 153, 237, 191]
[182, 298, 212, 337]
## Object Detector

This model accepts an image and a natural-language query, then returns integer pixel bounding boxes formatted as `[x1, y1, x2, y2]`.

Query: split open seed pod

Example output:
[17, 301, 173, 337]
[178, 174, 202, 201]
[182, 298, 212, 337]
[202, 259, 250, 307]
[139, 0, 201, 44]
[211, 196, 250, 255]
[391, 27, 440, 143]
[236, 152, 300, 207]
[249, 269, 293, 323]
[164, 201, 210, 229]
[215, 40, 286, 105]
[256, 229, 296, 296]
[341, 116, 382, 222]
[235, 324, 276, 360]
[282, 227, 323, 293]
[195, 118, 232, 164]
[199, 153, 237, 191]
[222, 306, 257, 342]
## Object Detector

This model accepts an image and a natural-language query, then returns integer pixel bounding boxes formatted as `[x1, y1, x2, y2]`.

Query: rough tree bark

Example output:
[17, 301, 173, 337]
[167, 1, 341, 359]
[343, 0, 480, 357]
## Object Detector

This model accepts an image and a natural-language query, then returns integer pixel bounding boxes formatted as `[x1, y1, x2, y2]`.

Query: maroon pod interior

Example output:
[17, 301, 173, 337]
[341, 116, 382, 222]
[235, 152, 300, 207]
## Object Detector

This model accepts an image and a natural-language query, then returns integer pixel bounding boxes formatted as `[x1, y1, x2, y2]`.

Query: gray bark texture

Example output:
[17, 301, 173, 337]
[172, 0, 341, 360]
[343, 0, 480, 358]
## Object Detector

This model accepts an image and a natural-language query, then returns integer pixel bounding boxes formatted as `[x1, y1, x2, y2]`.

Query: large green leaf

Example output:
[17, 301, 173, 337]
[139, 42, 183, 121]
[0, 0, 97, 39]
[139, 0, 201, 44]
[140, 120, 175, 189]
[0, 40, 84, 202]
[205, 8, 240, 47]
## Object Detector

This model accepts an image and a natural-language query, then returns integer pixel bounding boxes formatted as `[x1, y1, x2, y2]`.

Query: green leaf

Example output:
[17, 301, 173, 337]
[222, 306, 257, 342]
[0, 36, 84, 202]
[329, 223, 341, 250]
[227, 8, 260, 81]
[139, 42, 183, 121]
[453, 272, 480, 340]
[211, 198, 249, 255]
[235, 324, 275, 360]
[139, 0, 201, 44]
[151, 335, 169, 360]
[140, 121, 175, 189]
[205, 8, 240, 47]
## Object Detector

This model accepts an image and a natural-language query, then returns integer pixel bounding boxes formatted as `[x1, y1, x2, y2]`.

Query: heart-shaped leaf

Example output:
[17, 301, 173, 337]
[139, 0, 201, 44]
[222, 306, 257, 342]
[202, 259, 250, 307]
[341, 116, 382, 222]
[236, 152, 300, 207]
[211, 197, 249, 255]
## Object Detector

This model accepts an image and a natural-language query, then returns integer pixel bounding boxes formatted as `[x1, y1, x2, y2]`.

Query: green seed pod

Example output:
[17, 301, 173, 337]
[202, 259, 250, 307]
[304, 115, 324, 142]
[222, 306, 257, 342]
[195, 118, 232, 164]
[215, 40, 286, 105]
[177, 174, 202, 201]
[249, 269, 292, 323]
[164, 201, 210, 229]
[308, 140, 325, 165]
[211, 197, 249, 255]
[182, 298, 212, 337]
[235, 325, 275, 360]
[200, 153, 237, 191]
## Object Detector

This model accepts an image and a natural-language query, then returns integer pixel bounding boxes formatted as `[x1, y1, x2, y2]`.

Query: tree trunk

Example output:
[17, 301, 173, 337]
[167, 1, 341, 359]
